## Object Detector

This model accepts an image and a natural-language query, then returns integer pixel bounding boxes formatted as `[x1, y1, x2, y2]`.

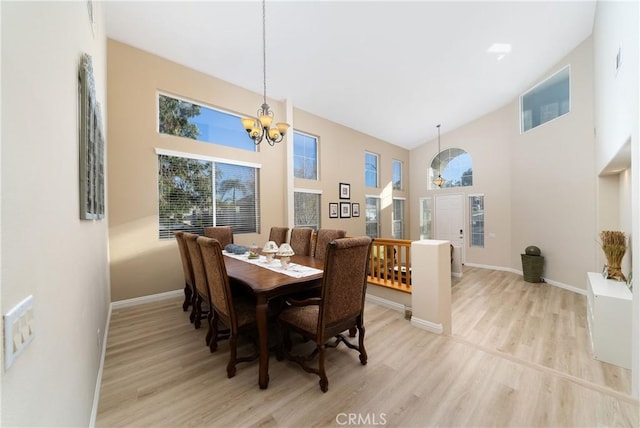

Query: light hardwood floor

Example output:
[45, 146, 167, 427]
[96, 267, 639, 427]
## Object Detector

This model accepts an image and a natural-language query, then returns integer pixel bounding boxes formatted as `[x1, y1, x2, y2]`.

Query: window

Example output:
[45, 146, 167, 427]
[294, 191, 321, 230]
[469, 195, 484, 247]
[158, 152, 260, 239]
[392, 160, 403, 190]
[430, 148, 473, 189]
[365, 196, 380, 238]
[520, 66, 570, 133]
[293, 132, 318, 180]
[419, 197, 433, 239]
[365, 152, 378, 188]
[158, 94, 256, 151]
[392, 198, 405, 239]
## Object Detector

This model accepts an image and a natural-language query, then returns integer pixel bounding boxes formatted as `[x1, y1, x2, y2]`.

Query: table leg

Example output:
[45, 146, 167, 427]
[256, 296, 270, 389]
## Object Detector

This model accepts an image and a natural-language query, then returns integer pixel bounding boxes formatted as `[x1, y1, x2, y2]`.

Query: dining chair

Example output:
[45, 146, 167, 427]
[197, 236, 259, 378]
[268, 226, 289, 247]
[277, 236, 372, 392]
[313, 229, 346, 261]
[289, 227, 314, 256]
[183, 233, 211, 333]
[204, 226, 234, 248]
[173, 231, 194, 317]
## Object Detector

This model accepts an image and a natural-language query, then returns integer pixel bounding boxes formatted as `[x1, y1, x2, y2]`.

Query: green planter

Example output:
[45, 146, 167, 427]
[521, 254, 544, 283]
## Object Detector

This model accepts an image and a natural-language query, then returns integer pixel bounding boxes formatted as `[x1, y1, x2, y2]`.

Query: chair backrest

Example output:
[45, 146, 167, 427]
[314, 229, 347, 261]
[204, 226, 234, 248]
[319, 236, 372, 328]
[197, 236, 235, 326]
[173, 231, 194, 287]
[269, 226, 289, 247]
[184, 232, 208, 299]
[289, 227, 314, 256]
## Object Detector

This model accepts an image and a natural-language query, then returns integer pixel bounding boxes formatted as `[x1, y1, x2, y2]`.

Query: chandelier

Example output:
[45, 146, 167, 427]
[432, 124, 446, 188]
[241, 0, 290, 146]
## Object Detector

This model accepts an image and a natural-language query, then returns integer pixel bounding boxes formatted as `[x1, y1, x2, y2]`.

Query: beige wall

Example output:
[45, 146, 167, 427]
[410, 36, 596, 290]
[1, 2, 110, 426]
[107, 41, 410, 301]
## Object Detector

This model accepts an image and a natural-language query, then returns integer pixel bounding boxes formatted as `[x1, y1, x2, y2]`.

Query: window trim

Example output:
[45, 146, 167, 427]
[156, 149, 261, 239]
[392, 197, 405, 239]
[365, 151, 379, 188]
[392, 159, 403, 191]
[157, 91, 258, 152]
[519, 65, 571, 134]
[365, 195, 381, 238]
[293, 130, 320, 181]
[468, 193, 485, 248]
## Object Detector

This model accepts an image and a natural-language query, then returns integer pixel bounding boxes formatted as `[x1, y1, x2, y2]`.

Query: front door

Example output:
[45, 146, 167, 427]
[435, 194, 465, 262]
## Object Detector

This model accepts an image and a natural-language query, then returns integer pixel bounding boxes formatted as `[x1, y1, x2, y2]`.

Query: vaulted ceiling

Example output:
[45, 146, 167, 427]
[106, 1, 596, 149]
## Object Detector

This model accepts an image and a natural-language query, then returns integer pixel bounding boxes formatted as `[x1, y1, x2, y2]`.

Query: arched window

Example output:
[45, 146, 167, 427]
[430, 148, 473, 189]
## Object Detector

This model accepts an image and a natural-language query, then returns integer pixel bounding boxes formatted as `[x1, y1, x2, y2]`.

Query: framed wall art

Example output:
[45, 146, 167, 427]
[340, 202, 351, 218]
[79, 53, 105, 220]
[352, 203, 360, 217]
[329, 202, 339, 218]
[339, 182, 350, 199]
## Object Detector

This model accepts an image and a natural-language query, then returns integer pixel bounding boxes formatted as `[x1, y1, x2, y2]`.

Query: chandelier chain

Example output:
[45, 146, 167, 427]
[262, 0, 267, 106]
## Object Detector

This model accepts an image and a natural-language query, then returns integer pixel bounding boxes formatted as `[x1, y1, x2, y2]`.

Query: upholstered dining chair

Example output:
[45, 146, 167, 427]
[204, 226, 234, 248]
[313, 229, 346, 261]
[289, 227, 314, 256]
[197, 236, 259, 378]
[173, 231, 194, 317]
[183, 233, 210, 333]
[277, 236, 372, 392]
[268, 226, 289, 247]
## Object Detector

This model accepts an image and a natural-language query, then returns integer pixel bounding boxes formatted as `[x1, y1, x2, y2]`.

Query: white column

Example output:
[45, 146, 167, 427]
[410, 240, 452, 335]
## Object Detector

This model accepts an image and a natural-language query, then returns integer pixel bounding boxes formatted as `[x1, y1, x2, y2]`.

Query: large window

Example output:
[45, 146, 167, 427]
[365, 196, 380, 238]
[520, 66, 570, 133]
[430, 148, 473, 189]
[469, 195, 484, 247]
[365, 152, 379, 188]
[392, 159, 403, 190]
[294, 191, 321, 230]
[293, 132, 318, 180]
[158, 152, 260, 239]
[419, 197, 433, 239]
[158, 94, 256, 151]
[392, 198, 405, 239]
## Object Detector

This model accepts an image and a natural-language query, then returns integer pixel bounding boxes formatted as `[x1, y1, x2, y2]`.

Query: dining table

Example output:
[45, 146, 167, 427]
[223, 253, 324, 389]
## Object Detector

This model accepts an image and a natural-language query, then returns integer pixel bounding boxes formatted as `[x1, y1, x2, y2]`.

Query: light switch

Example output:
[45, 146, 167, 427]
[4, 295, 34, 370]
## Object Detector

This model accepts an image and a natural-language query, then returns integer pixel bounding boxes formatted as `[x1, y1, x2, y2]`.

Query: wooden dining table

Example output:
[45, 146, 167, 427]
[223, 254, 324, 389]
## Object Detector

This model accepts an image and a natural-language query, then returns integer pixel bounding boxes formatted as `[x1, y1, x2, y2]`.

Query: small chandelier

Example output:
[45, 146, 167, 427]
[432, 124, 446, 188]
[241, 0, 290, 146]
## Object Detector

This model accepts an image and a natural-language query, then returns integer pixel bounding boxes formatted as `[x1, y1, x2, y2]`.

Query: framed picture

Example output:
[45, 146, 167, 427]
[329, 202, 339, 218]
[339, 182, 350, 199]
[352, 203, 360, 217]
[78, 53, 105, 220]
[340, 202, 351, 218]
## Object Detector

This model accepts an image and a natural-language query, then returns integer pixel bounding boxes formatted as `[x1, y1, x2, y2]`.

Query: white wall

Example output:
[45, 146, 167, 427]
[592, 0, 639, 398]
[1, 2, 110, 425]
[410, 36, 595, 291]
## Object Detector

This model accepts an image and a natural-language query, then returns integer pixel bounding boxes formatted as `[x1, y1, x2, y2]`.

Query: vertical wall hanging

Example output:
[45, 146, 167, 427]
[78, 53, 105, 220]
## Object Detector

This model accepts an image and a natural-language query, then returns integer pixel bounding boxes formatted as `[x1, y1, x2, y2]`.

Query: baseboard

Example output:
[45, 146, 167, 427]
[463, 263, 586, 296]
[111, 289, 183, 309]
[410, 316, 443, 334]
[89, 303, 112, 427]
[365, 293, 406, 313]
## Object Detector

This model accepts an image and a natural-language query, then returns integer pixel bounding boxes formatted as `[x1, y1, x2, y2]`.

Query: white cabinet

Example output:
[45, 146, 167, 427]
[586, 272, 632, 369]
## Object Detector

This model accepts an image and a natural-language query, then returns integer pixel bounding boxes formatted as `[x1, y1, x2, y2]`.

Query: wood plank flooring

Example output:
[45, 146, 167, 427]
[96, 267, 639, 427]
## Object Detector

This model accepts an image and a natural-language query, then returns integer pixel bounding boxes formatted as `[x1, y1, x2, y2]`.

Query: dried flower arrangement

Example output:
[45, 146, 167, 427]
[600, 230, 627, 281]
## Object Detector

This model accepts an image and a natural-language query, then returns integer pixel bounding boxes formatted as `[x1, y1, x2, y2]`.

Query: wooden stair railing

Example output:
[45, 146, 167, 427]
[367, 238, 413, 293]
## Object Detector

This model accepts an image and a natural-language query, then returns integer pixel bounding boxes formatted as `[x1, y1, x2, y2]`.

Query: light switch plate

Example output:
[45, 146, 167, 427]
[4, 295, 34, 370]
